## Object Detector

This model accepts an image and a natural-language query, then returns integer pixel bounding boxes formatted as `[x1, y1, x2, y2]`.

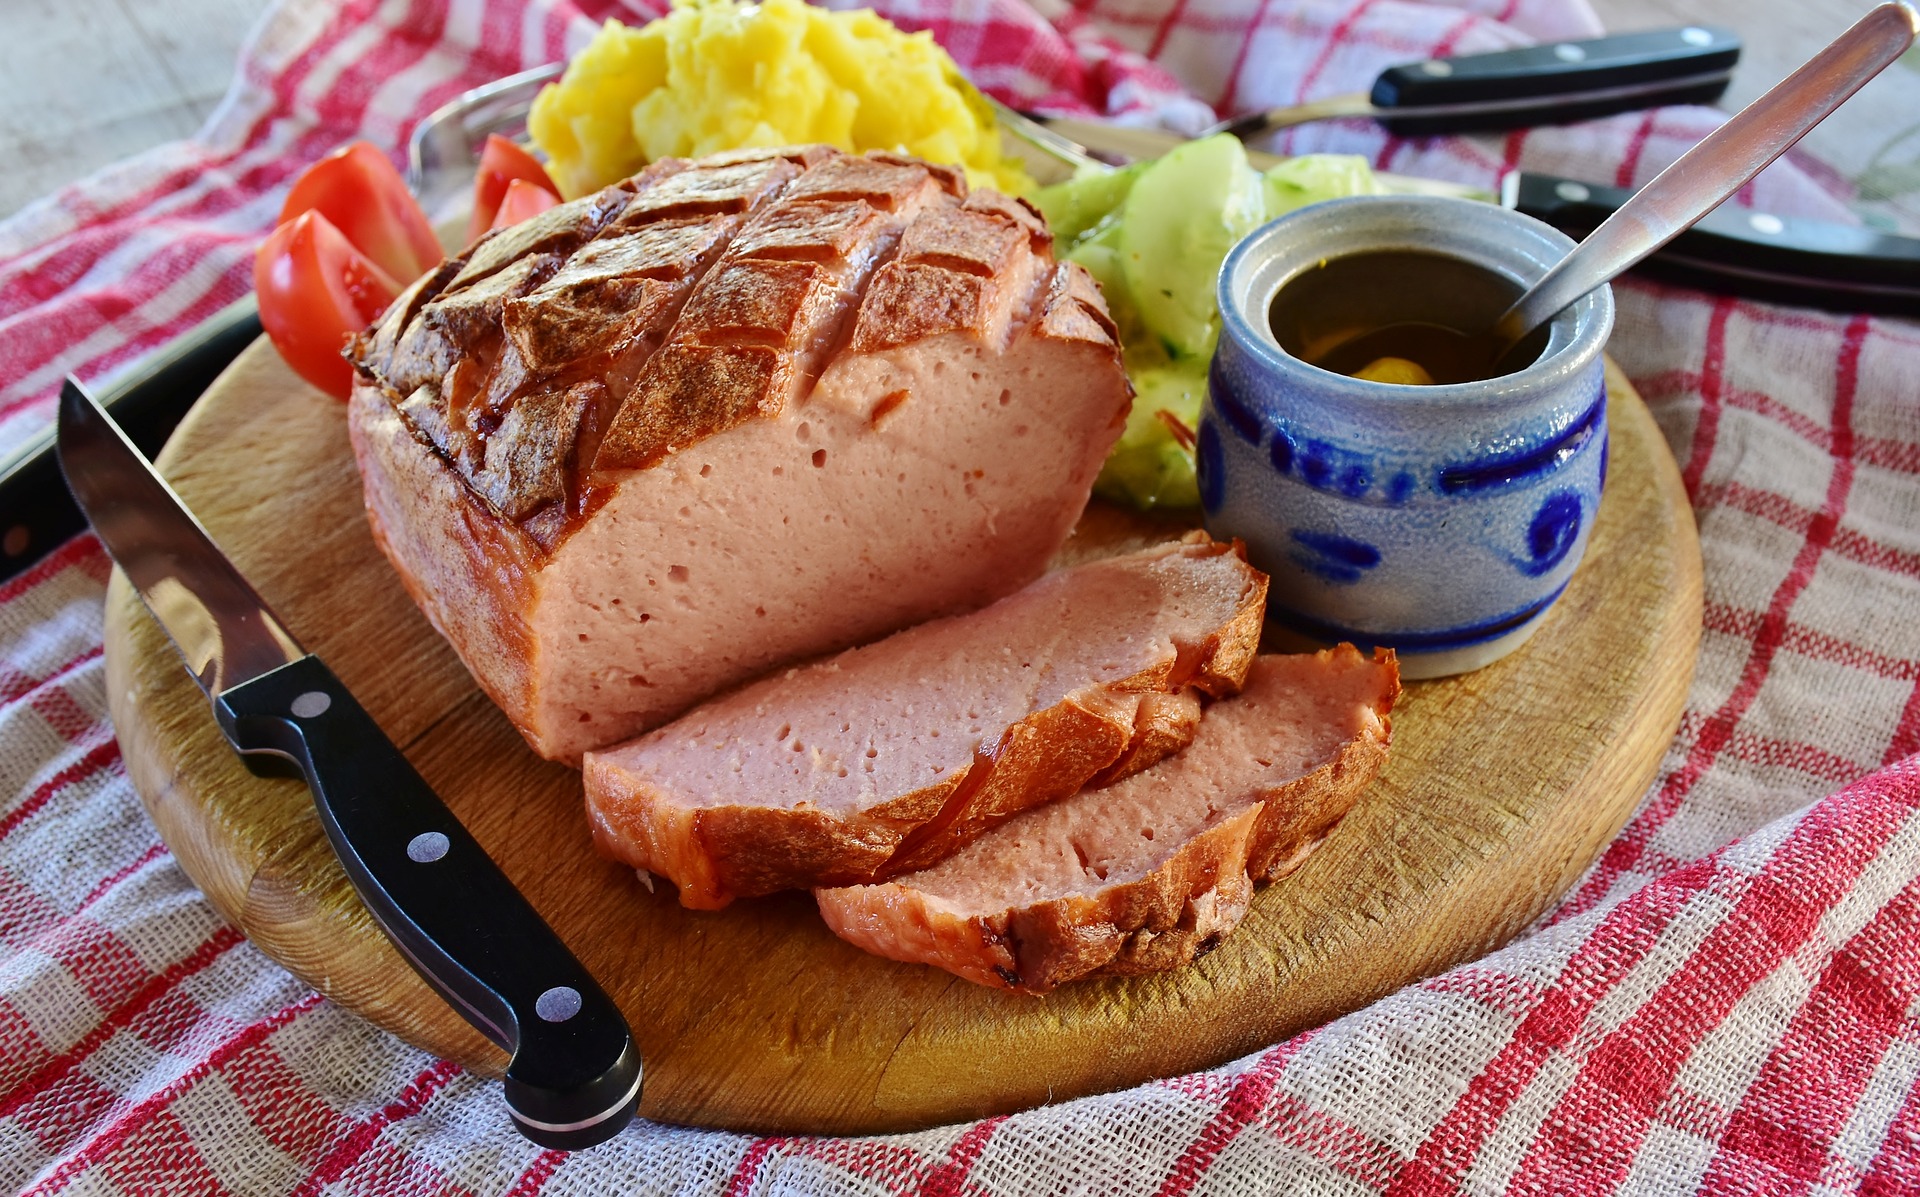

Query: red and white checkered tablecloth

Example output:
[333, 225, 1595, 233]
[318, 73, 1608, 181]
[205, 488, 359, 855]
[4, 0, 1920, 1192]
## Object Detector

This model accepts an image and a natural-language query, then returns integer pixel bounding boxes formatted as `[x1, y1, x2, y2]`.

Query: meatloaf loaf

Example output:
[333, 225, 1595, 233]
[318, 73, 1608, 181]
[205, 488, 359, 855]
[347, 146, 1132, 761]
[817, 646, 1399, 993]
[584, 535, 1267, 909]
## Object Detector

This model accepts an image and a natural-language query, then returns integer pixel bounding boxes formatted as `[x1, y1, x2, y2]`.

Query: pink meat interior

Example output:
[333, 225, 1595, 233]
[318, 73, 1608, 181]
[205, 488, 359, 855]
[898, 652, 1391, 910]
[594, 543, 1259, 816]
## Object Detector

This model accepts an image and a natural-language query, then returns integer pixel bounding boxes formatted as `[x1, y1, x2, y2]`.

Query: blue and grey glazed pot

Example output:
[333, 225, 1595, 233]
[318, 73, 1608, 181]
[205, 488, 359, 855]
[1200, 195, 1613, 678]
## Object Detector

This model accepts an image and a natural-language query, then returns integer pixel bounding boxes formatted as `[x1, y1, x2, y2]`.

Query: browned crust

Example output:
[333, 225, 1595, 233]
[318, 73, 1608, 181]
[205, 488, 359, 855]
[352, 148, 1122, 535]
[960, 190, 1051, 251]
[347, 148, 1132, 763]
[1179, 536, 1265, 697]
[876, 688, 1155, 878]
[448, 182, 636, 296]
[783, 152, 956, 208]
[729, 199, 887, 262]
[611, 156, 803, 225]
[1087, 690, 1203, 789]
[591, 342, 788, 471]
[1037, 261, 1120, 346]
[587, 155, 951, 474]
[814, 646, 1401, 994]
[501, 272, 685, 377]
[501, 218, 732, 372]
[346, 383, 545, 731]
[867, 151, 968, 198]
[585, 688, 1173, 911]
[846, 262, 990, 353]
[466, 379, 601, 520]
[896, 207, 1026, 278]
[583, 540, 1269, 910]
[353, 257, 464, 388]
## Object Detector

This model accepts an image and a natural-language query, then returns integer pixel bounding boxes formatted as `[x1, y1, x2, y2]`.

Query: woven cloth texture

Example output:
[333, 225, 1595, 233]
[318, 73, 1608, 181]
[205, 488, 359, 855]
[4, 0, 1920, 1192]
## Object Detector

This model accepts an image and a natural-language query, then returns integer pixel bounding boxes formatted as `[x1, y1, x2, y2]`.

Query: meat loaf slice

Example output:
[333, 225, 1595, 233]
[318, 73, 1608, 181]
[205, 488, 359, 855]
[348, 147, 1133, 762]
[583, 536, 1267, 910]
[816, 646, 1399, 993]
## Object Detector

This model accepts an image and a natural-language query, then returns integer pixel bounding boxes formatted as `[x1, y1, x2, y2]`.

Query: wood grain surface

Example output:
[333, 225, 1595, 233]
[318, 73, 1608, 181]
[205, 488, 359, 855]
[102, 341, 1700, 1135]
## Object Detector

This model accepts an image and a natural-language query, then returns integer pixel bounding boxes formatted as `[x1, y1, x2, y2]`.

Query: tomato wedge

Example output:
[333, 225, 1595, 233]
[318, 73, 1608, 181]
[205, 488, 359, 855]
[469, 135, 562, 243]
[487, 177, 561, 233]
[254, 210, 403, 401]
[278, 141, 442, 285]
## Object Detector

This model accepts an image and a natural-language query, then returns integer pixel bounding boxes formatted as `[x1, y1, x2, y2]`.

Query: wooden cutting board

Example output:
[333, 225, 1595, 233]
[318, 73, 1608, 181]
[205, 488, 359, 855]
[103, 341, 1700, 1135]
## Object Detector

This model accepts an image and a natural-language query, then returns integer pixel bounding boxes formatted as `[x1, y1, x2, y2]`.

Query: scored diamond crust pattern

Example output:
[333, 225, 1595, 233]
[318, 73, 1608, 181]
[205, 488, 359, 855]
[2, 0, 1919, 1192]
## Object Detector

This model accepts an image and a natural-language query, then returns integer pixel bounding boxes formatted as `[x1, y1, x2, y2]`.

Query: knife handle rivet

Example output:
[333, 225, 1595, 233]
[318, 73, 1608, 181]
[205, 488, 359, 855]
[290, 691, 332, 719]
[1682, 26, 1714, 46]
[1555, 181, 1593, 203]
[1418, 60, 1453, 76]
[1749, 213, 1786, 236]
[1553, 43, 1587, 62]
[407, 831, 450, 863]
[2, 525, 27, 558]
[535, 986, 583, 1023]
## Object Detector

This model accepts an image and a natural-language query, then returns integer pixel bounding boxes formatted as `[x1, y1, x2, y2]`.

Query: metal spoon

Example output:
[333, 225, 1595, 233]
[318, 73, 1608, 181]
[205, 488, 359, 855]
[1493, 1, 1919, 360]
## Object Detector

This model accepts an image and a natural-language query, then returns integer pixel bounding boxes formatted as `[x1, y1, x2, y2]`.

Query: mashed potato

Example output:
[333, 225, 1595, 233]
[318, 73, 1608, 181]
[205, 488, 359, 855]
[529, 0, 1032, 199]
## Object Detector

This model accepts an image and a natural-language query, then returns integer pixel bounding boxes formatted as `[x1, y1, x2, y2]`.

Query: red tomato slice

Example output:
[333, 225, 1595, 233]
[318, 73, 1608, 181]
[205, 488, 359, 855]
[487, 178, 562, 233]
[469, 135, 562, 243]
[279, 141, 442, 285]
[254, 210, 403, 401]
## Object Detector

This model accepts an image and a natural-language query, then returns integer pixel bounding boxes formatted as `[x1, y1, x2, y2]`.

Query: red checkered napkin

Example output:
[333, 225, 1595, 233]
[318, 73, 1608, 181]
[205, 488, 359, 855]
[3, 0, 1918, 1192]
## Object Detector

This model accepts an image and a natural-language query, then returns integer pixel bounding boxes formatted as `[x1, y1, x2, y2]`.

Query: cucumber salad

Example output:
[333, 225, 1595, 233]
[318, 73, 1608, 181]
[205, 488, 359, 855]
[1033, 136, 1385, 510]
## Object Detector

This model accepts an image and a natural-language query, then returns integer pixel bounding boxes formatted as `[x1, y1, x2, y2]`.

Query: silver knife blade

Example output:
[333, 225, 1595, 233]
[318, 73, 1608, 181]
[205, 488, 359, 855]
[56, 377, 303, 696]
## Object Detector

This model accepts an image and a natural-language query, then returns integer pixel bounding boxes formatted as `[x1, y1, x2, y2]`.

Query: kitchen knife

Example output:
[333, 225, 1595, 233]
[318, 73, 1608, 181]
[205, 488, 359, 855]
[55, 377, 642, 1151]
[1031, 113, 1918, 314]
[1505, 171, 1920, 316]
[0, 298, 263, 584]
[1041, 25, 1740, 148]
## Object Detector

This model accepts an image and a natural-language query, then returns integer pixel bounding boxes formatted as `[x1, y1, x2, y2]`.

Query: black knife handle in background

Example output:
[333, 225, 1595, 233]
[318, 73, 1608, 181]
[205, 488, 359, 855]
[1511, 172, 1920, 317]
[1371, 26, 1741, 136]
[0, 298, 262, 584]
[215, 655, 642, 1150]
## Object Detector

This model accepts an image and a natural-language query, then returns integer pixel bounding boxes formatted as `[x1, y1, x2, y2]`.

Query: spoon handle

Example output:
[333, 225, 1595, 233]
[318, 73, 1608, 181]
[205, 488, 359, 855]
[1499, 1, 1918, 342]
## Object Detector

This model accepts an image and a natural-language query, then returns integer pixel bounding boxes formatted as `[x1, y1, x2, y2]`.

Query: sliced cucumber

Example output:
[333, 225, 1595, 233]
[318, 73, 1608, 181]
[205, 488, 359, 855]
[1094, 360, 1209, 509]
[1034, 143, 1393, 512]
[1263, 153, 1383, 219]
[1034, 160, 1147, 246]
[1119, 134, 1266, 359]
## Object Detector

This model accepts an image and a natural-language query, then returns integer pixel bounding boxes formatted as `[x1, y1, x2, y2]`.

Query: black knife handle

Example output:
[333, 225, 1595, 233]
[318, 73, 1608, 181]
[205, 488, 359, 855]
[1511, 172, 1920, 316]
[0, 298, 262, 584]
[214, 655, 641, 1150]
[1371, 27, 1741, 136]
